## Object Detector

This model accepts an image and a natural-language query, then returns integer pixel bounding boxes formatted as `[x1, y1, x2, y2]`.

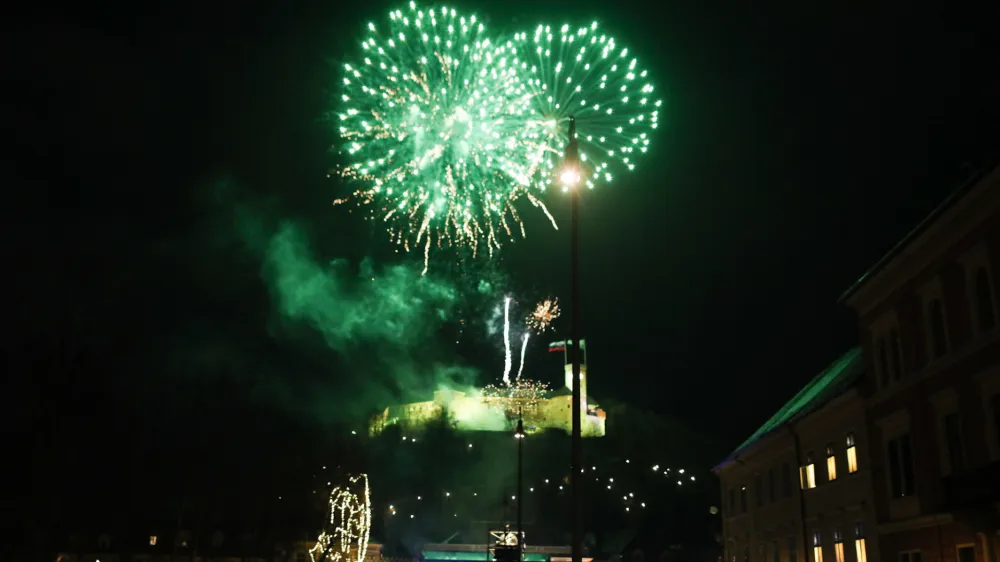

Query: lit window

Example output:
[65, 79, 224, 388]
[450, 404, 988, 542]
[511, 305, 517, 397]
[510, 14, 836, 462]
[149, 536, 157, 546]
[833, 529, 844, 562]
[853, 524, 867, 562]
[812, 531, 823, 562]
[826, 445, 837, 481]
[846, 433, 858, 473]
[800, 454, 816, 489]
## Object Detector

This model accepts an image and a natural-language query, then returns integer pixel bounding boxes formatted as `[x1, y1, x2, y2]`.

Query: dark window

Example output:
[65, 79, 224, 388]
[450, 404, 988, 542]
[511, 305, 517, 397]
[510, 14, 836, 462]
[993, 394, 1000, 450]
[768, 468, 776, 503]
[772, 541, 780, 562]
[755, 474, 763, 507]
[744, 547, 750, 562]
[740, 486, 748, 513]
[788, 537, 797, 562]
[812, 531, 821, 548]
[928, 299, 948, 358]
[782, 463, 792, 497]
[944, 413, 964, 473]
[975, 266, 996, 332]
[887, 434, 916, 497]
[890, 329, 903, 380]
[853, 523, 864, 540]
[729, 488, 735, 513]
[899, 552, 923, 562]
[958, 546, 975, 562]
[877, 338, 890, 387]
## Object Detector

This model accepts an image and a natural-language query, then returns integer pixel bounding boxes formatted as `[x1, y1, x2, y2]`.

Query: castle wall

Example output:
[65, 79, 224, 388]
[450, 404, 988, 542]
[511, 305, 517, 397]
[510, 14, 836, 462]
[367, 362, 604, 437]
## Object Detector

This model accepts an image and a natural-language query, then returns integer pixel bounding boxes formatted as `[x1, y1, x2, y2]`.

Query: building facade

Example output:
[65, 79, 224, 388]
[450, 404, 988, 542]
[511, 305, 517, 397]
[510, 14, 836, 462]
[796, 386, 880, 562]
[55, 532, 383, 562]
[841, 163, 1000, 562]
[715, 348, 879, 562]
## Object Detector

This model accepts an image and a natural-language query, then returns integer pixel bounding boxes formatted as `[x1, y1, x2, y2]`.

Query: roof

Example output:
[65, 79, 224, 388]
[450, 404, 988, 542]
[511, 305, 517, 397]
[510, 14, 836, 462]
[714, 347, 864, 470]
[839, 157, 1000, 303]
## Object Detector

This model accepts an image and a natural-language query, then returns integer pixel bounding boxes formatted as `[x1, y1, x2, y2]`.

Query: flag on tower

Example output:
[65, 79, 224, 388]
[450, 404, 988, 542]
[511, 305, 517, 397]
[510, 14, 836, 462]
[549, 339, 585, 352]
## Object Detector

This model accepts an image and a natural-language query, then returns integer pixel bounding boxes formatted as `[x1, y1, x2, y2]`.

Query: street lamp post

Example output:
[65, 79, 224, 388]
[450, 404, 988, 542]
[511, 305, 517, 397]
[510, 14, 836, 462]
[515, 410, 526, 562]
[560, 115, 584, 562]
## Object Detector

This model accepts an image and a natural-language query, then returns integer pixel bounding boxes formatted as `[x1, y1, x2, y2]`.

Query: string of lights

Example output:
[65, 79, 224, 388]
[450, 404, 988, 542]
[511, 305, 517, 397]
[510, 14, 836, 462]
[378, 461, 699, 519]
[311, 444, 703, 523]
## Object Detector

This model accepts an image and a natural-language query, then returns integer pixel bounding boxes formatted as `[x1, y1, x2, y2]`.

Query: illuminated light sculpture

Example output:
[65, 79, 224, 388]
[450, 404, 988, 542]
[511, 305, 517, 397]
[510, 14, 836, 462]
[310, 474, 372, 562]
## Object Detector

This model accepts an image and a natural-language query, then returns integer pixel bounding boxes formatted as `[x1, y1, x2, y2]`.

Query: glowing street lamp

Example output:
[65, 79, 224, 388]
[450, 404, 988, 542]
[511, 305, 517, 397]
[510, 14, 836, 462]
[514, 409, 526, 561]
[560, 166, 581, 189]
[559, 115, 584, 562]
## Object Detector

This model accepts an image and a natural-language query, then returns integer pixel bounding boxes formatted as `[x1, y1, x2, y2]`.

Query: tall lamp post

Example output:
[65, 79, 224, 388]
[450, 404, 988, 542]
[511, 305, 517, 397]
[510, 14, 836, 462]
[514, 410, 526, 561]
[559, 116, 583, 562]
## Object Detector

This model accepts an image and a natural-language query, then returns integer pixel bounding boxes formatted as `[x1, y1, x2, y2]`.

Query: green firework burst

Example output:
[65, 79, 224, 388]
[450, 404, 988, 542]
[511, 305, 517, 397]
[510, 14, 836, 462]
[504, 22, 662, 191]
[334, 3, 661, 272]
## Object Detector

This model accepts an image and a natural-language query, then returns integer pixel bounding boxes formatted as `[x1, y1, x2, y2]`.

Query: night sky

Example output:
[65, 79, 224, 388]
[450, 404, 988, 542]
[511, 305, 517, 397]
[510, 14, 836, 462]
[7, 0, 1000, 475]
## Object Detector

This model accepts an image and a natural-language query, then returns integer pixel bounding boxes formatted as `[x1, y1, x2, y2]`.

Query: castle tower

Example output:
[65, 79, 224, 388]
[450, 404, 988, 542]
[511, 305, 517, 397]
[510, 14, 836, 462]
[551, 339, 588, 415]
[563, 363, 587, 414]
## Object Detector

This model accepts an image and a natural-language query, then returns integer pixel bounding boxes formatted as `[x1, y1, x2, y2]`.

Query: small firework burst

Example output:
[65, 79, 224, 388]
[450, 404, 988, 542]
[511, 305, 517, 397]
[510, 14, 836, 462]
[526, 298, 561, 333]
[482, 378, 550, 417]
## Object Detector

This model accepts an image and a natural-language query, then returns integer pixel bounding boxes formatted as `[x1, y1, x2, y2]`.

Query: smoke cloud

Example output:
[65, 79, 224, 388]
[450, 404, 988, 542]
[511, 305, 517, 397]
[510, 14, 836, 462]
[219, 181, 494, 423]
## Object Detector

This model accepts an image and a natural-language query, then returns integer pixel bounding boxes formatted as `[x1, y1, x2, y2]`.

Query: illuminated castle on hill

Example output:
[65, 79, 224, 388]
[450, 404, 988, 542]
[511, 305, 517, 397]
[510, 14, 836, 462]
[369, 340, 606, 438]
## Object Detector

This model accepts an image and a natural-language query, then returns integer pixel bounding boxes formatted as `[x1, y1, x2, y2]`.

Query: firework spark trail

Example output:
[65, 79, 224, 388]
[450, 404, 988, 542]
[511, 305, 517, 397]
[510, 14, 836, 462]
[517, 332, 530, 380]
[502, 296, 512, 384]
